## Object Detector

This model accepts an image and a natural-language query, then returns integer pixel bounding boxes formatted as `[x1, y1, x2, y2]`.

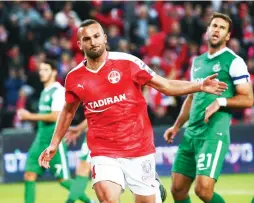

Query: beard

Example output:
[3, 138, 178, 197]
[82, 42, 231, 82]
[85, 46, 105, 59]
[208, 36, 226, 49]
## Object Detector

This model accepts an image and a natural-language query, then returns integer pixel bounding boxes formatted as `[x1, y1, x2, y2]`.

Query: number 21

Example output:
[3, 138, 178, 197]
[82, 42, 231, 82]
[197, 153, 212, 169]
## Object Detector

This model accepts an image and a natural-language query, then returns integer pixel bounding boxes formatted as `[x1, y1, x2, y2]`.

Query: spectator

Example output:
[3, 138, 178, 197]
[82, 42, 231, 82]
[140, 25, 166, 57]
[15, 2, 44, 39]
[0, 1, 253, 127]
[44, 36, 62, 59]
[21, 30, 38, 69]
[7, 45, 24, 70]
[107, 25, 121, 51]
[39, 10, 58, 45]
[180, 3, 196, 41]
[58, 53, 72, 79]
[228, 38, 246, 59]
[0, 2, 8, 25]
[144, 58, 177, 125]
[54, 2, 81, 30]
[4, 68, 25, 108]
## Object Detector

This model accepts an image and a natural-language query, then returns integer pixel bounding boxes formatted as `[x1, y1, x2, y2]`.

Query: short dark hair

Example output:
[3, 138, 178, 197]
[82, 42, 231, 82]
[208, 12, 232, 32]
[79, 19, 100, 29]
[43, 59, 57, 71]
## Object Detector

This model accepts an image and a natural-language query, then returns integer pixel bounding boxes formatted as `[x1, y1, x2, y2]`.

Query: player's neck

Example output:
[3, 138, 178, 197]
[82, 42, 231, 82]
[86, 51, 108, 71]
[44, 80, 55, 89]
[208, 44, 226, 55]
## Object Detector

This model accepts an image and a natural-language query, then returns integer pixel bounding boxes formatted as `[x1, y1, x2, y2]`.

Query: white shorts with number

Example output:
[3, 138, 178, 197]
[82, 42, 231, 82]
[91, 153, 156, 196]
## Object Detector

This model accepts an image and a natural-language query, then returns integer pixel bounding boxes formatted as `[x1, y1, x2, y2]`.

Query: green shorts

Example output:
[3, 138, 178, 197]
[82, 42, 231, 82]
[79, 136, 90, 161]
[172, 134, 229, 180]
[25, 139, 70, 180]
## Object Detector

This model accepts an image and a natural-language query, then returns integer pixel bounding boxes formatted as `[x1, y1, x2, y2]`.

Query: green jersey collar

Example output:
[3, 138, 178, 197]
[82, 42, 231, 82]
[44, 82, 61, 92]
[207, 47, 228, 59]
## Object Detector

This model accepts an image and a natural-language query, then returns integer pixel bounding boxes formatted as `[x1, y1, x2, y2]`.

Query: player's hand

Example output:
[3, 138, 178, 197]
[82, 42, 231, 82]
[164, 126, 179, 143]
[204, 100, 220, 123]
[201, 74, 228, 95]
[64, 126, 82, 146]
[17, 109, 31, 120]
[38, 145, 57, 169]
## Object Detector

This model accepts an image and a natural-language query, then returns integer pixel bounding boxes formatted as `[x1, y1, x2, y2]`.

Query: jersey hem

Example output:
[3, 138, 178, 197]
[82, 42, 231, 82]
[90, 149, 156, 158]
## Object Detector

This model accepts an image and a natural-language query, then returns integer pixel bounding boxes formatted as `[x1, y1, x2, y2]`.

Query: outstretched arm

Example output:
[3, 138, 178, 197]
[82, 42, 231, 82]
[147, 74, 227, 96]
[39, 101, 80, 168]
[50, 101, 80, 147]
[18, 109, 60, 122]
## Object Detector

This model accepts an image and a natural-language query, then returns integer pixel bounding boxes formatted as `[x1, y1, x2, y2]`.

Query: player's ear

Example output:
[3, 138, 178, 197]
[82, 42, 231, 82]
[225, 32, 231, 42]
[52, 69, 57, 78]
[104, 34, 107, 44]
[77, 41, 82, 50]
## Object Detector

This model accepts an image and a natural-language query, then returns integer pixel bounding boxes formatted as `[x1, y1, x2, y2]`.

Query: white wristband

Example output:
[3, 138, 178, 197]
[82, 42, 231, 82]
[216, 98, 227, 107]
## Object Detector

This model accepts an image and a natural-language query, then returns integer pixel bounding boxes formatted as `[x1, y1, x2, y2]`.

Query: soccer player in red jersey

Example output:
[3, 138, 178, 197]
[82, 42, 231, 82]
[39, 19, 227, 203]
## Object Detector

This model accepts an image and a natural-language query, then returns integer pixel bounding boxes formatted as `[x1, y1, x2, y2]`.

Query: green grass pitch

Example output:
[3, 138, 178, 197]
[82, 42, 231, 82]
[0, 174, 253, 203]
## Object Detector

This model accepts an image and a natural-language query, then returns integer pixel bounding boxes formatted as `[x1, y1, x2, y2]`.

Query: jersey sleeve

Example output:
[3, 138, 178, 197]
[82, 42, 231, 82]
[51, 87, 65, 111]
[129, 56, 156, 85]
[229, 57, 250, 85]
[65, 74, 80, 103]
[190, 57, 196, 82]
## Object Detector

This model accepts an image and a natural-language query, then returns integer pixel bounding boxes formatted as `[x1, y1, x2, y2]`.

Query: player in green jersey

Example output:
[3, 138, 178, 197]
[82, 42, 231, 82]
[164, 12, 254, 203]
[18, 60, 94, 203]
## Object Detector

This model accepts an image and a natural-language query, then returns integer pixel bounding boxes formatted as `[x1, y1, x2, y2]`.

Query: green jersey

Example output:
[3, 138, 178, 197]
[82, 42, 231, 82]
[37, 82, 65, 143]
[186, 47, 250, 142]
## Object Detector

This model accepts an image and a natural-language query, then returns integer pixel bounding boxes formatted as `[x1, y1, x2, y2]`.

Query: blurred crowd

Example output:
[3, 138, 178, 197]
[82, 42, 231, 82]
[0, 1, 253, 130]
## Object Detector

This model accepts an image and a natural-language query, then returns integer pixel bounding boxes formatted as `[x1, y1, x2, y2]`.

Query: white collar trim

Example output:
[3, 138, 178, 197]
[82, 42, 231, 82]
[84, 60, 106, 73]
[207, 47, 228, 59]
[44, 82, 60, 92]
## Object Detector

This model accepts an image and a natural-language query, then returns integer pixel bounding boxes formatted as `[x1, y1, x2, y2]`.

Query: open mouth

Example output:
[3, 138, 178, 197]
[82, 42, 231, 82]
[212, 35, 219, 40]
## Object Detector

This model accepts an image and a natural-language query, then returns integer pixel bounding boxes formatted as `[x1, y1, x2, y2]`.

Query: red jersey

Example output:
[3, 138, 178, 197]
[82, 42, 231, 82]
[65, 52, 156, 158]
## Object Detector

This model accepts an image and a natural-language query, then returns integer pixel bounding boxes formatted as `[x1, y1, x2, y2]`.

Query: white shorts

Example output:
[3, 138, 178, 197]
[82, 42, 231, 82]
[91, 153, 156, 196]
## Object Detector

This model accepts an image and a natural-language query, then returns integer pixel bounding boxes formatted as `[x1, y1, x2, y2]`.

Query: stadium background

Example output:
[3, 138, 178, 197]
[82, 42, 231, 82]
[0, 1, 253, 203]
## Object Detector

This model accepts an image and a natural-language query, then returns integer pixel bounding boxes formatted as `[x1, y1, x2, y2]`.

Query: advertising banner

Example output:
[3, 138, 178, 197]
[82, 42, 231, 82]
[1, 131, 84, 183]
[0, 124, 253, 183]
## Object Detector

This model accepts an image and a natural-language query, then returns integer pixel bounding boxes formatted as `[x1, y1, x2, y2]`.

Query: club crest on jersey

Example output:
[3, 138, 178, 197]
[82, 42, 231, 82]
[108, 70, 121, 84]
[212, 62, 221, 72]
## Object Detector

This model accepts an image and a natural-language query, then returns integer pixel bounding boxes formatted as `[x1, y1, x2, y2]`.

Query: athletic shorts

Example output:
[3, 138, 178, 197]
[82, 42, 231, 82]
[91, 153, 156, 196]
[172, 134, 229, 181]
[25, 139, 70, 180]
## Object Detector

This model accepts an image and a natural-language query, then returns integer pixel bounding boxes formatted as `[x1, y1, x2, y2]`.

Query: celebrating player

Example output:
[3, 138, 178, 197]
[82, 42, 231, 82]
[164, 12, 253, 203]
[18, 60, 93, 203]
[39, 19, 227, 203]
